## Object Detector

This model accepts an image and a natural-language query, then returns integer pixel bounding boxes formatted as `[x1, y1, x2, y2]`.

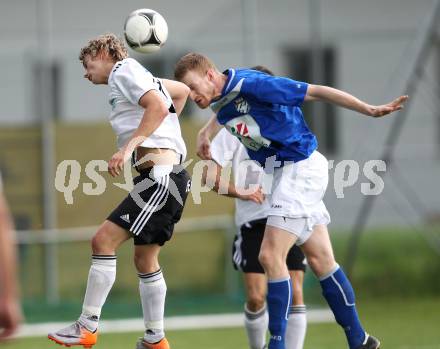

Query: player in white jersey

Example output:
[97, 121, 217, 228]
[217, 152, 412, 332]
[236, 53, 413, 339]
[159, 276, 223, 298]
[48, 34, 191, 349]
[207, 128, 308, 349]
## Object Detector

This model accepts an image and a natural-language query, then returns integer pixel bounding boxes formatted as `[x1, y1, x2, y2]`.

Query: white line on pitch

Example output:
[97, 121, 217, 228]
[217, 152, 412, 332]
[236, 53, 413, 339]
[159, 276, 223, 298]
[15, 309, 334, 338]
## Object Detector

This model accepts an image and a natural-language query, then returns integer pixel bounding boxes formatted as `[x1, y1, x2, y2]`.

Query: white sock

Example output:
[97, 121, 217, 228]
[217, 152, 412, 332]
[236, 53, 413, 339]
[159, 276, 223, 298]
[139, 269, 167, 343]
[244, 303, 268, 349]
[285, 305, 307, 349]
[78, 255, 117, 332]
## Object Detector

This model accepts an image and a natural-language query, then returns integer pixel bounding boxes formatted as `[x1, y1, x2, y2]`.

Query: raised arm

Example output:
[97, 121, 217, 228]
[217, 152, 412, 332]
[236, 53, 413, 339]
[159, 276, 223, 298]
[196, 114, 222, 160]
[161, 79, 190, 116]
[305, 84, 408, 118]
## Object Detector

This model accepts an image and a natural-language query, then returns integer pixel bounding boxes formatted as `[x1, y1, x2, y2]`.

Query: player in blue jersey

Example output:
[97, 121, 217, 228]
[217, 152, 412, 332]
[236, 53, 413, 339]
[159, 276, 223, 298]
[175, 53, 408, 349]
[200, 65, 308, 349]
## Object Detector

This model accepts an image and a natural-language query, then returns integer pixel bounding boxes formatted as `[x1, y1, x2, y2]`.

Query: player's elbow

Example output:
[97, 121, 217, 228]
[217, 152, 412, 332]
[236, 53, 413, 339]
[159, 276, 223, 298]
[141, 102, 168, 127]
[304, 84, 320, 102]
[155, 102, 169, 120]
[179, 84, 190, 99]
[163, 79, 190, 100]
[139, 90, 169, 120]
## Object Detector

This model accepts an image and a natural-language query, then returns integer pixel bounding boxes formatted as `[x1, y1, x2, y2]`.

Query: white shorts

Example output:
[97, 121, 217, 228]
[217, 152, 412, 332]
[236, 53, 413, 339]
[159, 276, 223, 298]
[266, 150, 331, 244]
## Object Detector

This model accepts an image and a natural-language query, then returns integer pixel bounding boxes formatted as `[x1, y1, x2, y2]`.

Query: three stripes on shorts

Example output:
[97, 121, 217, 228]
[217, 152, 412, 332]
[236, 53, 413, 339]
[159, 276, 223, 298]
[130, 174, 170, 236]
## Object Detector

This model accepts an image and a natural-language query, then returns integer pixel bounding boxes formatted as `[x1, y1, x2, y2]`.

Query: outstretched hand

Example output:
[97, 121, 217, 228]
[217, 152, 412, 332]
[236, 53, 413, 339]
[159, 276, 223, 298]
[368, 95, 409, 118]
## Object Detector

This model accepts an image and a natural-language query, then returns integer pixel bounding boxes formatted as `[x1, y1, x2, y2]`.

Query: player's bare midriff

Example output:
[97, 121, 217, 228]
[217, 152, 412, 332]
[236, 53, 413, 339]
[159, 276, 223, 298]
[135, 147, 180, 170]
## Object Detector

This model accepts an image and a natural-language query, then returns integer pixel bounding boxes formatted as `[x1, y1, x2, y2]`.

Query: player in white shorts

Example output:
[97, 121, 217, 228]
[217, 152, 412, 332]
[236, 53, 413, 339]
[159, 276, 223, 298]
[205, 127, 308, 349]
[176, 52, 407, 349]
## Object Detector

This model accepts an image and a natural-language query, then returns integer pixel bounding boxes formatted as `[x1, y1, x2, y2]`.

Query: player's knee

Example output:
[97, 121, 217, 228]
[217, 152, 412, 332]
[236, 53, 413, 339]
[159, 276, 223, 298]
[91, 227, 115, 255]
[246, 285, 266, 311]
[133, 252, 158, 274]
[259, 250, 284, 277]
[306, 255, 321, 274]
[246, 296, 266, 313]
[133, 253, 142, 271]
[258, 249, 272, 270]
[307, 253, 335, 277]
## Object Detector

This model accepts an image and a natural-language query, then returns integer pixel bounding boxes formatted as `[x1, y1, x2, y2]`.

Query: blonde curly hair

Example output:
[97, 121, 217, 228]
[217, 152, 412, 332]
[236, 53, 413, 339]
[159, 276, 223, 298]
[79, 33, 128, 65]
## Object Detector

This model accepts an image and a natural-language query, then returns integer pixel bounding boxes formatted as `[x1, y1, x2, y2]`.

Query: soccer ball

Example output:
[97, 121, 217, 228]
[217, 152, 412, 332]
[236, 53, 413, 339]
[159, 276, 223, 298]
[124, 9, 168, 53]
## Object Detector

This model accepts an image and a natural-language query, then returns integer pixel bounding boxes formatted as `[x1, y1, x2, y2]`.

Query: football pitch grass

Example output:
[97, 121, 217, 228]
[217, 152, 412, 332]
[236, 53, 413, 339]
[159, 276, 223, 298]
[4, 297, 440, 349]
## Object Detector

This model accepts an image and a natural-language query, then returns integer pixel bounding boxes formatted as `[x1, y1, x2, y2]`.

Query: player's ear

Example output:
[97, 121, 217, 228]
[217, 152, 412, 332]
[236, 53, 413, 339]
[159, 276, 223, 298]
[206, 68, 215, 81]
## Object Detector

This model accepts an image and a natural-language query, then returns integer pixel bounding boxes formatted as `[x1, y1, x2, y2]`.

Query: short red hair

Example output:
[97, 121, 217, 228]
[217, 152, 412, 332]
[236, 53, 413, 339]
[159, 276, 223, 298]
[174, 52, 218, 81]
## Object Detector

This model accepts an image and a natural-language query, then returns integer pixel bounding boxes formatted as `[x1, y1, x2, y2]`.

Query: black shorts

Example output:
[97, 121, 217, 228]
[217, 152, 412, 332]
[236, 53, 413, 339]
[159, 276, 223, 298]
[232, 218, 306, 273]
[108, 166, 191, 246]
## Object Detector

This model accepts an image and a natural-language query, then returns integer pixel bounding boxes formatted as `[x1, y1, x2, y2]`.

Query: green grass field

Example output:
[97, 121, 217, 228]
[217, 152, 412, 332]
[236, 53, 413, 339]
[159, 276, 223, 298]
[19, 227, 440, 324]
[11, 226, 440, 348]
[4, 297, 440, 349]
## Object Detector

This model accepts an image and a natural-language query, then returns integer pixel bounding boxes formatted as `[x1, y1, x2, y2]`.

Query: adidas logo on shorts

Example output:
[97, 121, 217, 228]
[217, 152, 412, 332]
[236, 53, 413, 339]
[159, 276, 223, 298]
[120, 214, 130, 223]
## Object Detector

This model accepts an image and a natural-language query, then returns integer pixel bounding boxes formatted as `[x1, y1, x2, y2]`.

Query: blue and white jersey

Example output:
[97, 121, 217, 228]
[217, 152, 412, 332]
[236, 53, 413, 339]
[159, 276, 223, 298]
[210, 68, 317, 167]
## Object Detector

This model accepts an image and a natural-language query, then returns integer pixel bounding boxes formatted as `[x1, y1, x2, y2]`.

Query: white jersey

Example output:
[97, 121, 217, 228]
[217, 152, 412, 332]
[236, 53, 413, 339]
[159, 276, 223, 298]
[107, 58, 187, 160]
[210, 129, 270, 227]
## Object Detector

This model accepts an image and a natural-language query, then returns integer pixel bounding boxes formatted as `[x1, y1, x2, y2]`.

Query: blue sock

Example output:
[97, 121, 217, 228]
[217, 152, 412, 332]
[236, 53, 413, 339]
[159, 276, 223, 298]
[267, 277, 292, 349]
[320, 265, 365, 349]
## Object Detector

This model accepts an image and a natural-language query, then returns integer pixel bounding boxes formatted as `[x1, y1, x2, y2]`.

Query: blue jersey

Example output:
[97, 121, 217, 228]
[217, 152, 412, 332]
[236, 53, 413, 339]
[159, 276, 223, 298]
[210, 68, 317, 167]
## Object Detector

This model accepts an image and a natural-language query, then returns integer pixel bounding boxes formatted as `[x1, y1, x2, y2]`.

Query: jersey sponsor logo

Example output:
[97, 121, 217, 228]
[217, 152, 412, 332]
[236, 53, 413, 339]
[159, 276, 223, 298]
[235, 122, 249, 137]
[234, 97, 250, 114]
[225, 115, 271, 151]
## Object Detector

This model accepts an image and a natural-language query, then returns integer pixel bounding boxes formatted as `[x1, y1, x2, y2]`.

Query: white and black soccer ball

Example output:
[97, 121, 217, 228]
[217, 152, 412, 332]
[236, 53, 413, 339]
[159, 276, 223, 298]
[124, 9, 168, 53]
